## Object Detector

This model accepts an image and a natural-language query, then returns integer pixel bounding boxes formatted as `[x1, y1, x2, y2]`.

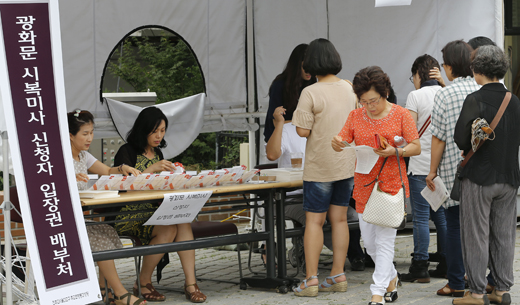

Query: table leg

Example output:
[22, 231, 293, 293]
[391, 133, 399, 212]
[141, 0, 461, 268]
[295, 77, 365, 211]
[275, 189, 299, 287]
[240, 188, 291, 293]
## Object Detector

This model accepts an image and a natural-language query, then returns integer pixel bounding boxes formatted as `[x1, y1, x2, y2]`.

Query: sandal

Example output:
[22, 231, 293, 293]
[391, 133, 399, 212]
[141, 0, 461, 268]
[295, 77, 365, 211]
[369, 294, 386, 305]
[184, 282, 207, 303]
[114, 292, 146, 305]
[293, 275, 318, 297]
[384, 276, 401, 302]
[318, 273, 348, 292]
[436, 283, 465, 297]
[101, 287, 115, 305]
[132, 282, 165, 302]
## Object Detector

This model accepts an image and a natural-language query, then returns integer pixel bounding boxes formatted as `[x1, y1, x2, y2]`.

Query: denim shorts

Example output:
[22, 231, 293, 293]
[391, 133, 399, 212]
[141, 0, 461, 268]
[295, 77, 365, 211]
[303, 177, 354, 213]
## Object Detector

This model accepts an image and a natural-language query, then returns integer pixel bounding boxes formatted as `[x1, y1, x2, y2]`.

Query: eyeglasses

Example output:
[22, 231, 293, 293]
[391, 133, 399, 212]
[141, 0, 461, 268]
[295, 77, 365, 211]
[409, 75, 414, 84]
[359, 96, 382, 107]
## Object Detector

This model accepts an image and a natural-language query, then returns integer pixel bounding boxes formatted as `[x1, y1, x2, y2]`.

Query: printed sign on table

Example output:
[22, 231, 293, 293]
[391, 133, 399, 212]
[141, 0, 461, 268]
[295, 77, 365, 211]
[144, 191, 213, 226]
[0, 1, 99, 304]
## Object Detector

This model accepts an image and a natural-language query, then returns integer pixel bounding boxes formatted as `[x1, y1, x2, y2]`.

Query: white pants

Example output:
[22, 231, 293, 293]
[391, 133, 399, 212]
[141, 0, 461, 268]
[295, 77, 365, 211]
[359, 214, 398, 296]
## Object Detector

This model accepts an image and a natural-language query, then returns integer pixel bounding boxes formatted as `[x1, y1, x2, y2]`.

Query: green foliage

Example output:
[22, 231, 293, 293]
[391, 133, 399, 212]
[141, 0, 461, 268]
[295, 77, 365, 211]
[104, 31, 250, 170]
[105, 30, 216, 168]
[220, 133, 248, 168]
[107, 34, 204, 103]
[171, 133, 217, 170]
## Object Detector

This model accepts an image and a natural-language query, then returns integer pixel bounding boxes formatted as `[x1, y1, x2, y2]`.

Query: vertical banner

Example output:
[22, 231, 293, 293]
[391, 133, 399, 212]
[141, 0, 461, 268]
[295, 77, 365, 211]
[0, 1, 99, 304]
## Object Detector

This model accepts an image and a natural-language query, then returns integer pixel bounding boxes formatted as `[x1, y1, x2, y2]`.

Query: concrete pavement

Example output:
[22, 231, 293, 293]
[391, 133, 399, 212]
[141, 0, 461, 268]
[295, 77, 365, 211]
[93, 227, 520, 305]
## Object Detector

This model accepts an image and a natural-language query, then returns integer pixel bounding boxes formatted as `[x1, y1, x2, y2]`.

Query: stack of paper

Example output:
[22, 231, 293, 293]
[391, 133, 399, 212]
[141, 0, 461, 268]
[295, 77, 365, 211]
[79, 190, 120, 199]
[259, 168, 303, 182]
[420, 177, 449, 211]
[87, 166, 260, 191]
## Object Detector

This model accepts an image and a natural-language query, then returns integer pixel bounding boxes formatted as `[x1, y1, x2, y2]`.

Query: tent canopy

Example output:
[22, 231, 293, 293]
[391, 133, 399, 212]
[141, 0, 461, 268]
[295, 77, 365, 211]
[0, 0, 504, 164]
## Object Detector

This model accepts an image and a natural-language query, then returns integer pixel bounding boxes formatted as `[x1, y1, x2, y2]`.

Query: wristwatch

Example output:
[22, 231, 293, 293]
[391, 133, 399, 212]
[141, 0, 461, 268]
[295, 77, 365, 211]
[402, 148, 406, 157]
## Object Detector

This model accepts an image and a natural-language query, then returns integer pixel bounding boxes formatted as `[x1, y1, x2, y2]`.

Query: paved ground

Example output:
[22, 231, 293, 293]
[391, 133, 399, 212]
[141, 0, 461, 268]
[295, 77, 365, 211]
[80, 226, 520, 305]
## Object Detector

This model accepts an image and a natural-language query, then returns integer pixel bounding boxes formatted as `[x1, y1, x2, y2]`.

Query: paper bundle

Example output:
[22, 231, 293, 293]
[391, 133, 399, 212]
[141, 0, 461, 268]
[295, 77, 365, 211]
[88, 165, 260, 191]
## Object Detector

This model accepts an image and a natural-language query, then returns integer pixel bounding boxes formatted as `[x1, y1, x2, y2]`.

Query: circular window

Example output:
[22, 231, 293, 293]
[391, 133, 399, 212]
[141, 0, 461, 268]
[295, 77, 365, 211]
[100, 26, 205, 104]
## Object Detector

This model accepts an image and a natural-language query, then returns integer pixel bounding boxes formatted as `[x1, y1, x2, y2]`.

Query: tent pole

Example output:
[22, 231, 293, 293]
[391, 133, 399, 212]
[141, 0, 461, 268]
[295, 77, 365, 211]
[495, 0, 504, 49]
[246, 0, 256, 170]
[1, 131, 12, 305]
[246, 0, 258, 236]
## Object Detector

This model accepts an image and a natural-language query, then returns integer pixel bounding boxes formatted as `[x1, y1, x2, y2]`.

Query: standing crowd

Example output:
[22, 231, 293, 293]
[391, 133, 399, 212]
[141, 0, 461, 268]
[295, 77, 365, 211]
[66, 36, 518, 305]
[266, 37, 519, 305]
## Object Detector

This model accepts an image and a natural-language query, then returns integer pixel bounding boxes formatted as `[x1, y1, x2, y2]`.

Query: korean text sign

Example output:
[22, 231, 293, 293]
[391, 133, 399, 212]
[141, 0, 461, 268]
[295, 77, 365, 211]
[0, 1, 99, 304]
[144, 191, 212, 226]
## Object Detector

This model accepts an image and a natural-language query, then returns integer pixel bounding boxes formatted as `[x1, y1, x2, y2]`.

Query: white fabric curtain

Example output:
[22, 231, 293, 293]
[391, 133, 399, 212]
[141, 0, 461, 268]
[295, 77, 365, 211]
[329, 0, 498, 106]
[253, 0, 501, 163]
[105, 93, 205, 159]
[254, 0, 501, 109]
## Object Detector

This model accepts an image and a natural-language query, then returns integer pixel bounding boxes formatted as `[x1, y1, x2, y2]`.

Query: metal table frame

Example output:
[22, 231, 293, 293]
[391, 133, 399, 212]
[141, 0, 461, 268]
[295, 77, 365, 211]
[81, 182, 303, 293]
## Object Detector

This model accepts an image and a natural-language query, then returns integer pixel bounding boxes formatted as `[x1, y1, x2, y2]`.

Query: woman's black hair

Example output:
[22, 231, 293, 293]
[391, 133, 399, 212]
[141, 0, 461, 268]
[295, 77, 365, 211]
[67, 110, 94, 135]
[353, 66, 396, 103]
[270, 44, 316, 114]
[441, 40, 473, 78]
[411, 54, 441, 85]
[126, 106, 168, 154]
[468, 36, 496, 50]
[302, 38, 342, 76]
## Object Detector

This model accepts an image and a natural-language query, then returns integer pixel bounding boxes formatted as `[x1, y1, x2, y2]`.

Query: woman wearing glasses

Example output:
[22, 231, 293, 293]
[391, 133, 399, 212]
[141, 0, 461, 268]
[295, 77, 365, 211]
[332, 66, 421, 305]
[291, 38, 357, 297]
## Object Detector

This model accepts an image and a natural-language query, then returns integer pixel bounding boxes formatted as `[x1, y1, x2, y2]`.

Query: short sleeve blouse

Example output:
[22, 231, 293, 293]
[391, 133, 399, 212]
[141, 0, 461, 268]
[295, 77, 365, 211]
[292, 80, 357, 182]
[73, 151, 98, 190]
[338, 104, 419, 213]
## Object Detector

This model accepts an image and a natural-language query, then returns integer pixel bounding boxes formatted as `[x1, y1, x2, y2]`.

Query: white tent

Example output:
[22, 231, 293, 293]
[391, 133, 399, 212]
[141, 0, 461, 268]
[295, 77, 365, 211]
[0, 2, 506, 303]
[1, 0, 504, 165]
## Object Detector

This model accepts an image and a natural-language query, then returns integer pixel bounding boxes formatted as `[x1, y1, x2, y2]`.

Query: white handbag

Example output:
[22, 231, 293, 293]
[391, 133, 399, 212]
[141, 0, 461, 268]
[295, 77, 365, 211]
[362, 148, 407, 229]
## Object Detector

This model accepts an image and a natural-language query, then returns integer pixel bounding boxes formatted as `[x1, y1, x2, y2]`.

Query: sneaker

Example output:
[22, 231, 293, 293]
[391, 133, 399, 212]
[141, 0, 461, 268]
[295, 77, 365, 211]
[350, 257, 365, 271]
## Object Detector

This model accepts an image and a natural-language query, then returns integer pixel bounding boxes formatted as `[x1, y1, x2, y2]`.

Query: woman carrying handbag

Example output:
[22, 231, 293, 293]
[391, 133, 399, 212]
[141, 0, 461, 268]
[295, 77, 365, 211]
[332, 66, 420, 305]
[453, 45, 520, 305]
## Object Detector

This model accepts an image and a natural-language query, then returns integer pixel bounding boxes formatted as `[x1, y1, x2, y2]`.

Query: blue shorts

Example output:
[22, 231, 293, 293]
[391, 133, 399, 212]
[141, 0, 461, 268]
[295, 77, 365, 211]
[303, 177, 354, 213]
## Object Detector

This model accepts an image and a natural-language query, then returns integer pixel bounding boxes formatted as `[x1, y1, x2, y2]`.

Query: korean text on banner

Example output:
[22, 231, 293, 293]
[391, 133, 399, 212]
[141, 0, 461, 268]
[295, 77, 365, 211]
[0, 1, 99, 304]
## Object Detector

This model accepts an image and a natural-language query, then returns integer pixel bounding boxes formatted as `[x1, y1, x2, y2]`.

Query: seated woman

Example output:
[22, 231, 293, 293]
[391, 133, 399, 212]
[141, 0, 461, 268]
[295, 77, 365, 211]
[68, 110, 145, 305]
[113, 107, 206, 303]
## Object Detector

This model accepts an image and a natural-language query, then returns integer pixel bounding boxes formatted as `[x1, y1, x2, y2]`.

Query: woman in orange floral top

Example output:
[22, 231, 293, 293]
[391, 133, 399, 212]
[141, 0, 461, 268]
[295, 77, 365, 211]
[332, 66, 420, 305]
